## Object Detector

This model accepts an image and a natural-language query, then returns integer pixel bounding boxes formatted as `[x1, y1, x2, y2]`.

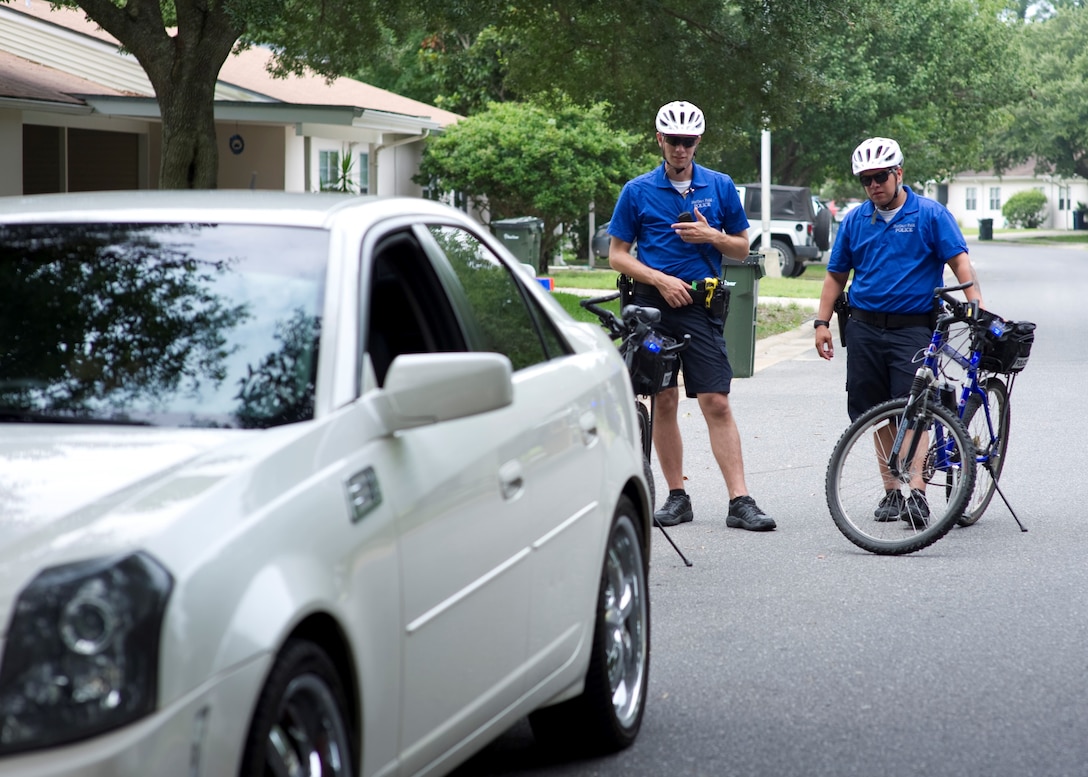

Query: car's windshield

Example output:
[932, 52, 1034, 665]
[0, 222, 327, 429]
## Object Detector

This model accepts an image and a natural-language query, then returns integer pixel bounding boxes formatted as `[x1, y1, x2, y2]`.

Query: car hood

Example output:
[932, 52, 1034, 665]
[0, 424, 275, 592]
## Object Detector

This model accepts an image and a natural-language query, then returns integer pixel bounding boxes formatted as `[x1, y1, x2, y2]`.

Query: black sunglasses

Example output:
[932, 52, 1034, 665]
[663, 135, 697, 148]
[859, 168, 896, 187]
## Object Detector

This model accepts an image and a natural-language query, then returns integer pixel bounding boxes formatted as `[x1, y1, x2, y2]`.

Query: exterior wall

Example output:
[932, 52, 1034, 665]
[375, 141, 425, 198]
[934, 169, 1088, 230]
[0, 108, 23, 196]
[217, 122, 286, 190]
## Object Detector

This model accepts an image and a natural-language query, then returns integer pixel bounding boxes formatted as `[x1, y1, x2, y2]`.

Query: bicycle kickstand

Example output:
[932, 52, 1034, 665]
[986, 462, 1028, 532]
[654, 516, 693, 566]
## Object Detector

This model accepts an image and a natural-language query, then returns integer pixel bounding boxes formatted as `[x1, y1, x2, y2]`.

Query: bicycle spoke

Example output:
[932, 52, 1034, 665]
[826, 398, 976, 555]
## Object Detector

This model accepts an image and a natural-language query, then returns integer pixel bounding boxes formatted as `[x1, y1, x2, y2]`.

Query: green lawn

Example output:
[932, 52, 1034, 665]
[548, 265, 826, 299]
[549, 265, 821, 340]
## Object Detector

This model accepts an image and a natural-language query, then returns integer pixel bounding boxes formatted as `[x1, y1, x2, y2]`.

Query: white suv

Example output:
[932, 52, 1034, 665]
[736, 184, 832, 276]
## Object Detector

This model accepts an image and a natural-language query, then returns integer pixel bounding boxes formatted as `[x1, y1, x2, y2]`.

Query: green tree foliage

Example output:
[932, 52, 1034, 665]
[723, 0, 1024, 188]
[985, 5, 1088, 181]
[1001, 189, 1048, 228]
[351, 0, 1023, 193]
[416, 100, 653, 274]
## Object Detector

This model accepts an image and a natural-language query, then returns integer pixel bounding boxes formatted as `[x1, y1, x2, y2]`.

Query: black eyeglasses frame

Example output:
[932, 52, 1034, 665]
[859, 168, 897, 188]
[663, 135, 698, 149]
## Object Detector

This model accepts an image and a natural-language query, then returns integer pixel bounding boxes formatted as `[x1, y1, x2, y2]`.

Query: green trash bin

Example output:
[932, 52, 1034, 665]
[491, 217, 544, 266]
[721, 252, 766, 379]
[978, 218, 994, 241]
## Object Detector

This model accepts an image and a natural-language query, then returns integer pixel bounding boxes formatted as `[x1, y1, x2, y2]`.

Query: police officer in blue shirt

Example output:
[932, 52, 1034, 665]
[814, 137, 983, 525]
[608, 100, 775, 532]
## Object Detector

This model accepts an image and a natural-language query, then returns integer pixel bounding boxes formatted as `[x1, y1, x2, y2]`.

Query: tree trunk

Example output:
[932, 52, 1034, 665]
[154, 58, 223, 189]
[75, 0, 244, 189]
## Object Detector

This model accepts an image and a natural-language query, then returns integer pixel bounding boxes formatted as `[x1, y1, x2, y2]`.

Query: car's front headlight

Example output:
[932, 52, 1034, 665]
[0, 552, 173, 755]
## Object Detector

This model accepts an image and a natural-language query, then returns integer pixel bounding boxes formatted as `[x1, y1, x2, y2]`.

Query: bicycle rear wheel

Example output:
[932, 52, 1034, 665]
[826, 397, 976, 555]
[958, 377, 1009, 526]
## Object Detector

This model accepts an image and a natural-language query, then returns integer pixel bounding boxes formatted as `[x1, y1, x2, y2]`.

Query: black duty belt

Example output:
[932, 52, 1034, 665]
[850, 308, 934, 329]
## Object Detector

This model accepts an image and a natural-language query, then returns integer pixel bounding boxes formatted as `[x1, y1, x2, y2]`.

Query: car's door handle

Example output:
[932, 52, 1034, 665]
[578, 410, 599, 448]
[498, 459, 524, 501]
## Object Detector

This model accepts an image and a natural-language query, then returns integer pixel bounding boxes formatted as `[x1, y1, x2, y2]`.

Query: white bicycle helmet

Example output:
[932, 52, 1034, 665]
[851, 137, 904, 175]
[655, 101, 705, 136]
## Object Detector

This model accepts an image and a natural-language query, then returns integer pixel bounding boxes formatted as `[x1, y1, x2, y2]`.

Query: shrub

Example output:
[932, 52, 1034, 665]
[1002, 190, 1048, 228]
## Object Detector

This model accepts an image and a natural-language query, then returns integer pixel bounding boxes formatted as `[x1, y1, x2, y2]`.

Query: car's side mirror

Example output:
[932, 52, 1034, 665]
[370, 352, 513, 433]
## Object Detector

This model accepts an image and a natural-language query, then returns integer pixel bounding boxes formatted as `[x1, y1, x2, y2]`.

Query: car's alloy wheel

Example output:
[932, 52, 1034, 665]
[529, 497, 649, 753]
[240, 639, 355, 777]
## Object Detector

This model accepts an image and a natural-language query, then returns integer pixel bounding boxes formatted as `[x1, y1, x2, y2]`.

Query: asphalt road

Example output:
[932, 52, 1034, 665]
[452, 239, 1088, 777]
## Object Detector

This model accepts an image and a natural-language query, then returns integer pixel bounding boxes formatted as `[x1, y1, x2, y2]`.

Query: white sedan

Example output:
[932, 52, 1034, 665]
[0, 191, 652, 776]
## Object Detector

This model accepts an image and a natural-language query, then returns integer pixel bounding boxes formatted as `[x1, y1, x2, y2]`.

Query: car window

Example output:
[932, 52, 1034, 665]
[426, 225, 568, 371]
[0, 222, 326, 428]
[365, 229, 467, 386]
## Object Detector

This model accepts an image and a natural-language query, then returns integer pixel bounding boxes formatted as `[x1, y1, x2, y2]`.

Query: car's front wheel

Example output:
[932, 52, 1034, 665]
[529, 497, 649, 753]
[239, 639, 355, 777]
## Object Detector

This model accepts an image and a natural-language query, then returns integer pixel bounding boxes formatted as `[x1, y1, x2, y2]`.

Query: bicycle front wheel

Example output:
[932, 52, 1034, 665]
[635, 399, 656, 508]
[826, 398, 976, 555]
[958, 377, 1010, 526]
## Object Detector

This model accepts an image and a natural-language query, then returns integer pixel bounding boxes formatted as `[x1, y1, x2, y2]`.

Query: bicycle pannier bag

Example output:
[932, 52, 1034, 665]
[980, 315, 1036, 373]
[626, 329, 680, 396]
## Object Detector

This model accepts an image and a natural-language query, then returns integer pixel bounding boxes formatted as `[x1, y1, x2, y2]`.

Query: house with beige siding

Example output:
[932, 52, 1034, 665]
[0, 0, 461, 196]
[923, 160, 1088, 231]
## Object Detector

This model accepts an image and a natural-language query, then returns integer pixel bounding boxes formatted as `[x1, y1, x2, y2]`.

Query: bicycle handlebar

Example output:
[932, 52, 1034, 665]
[933, 282, 982, 328]
[579, 293, 690, 355]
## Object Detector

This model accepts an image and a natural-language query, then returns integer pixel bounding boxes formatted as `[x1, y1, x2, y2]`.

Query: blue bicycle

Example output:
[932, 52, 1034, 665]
[825, 282, 1035, 555]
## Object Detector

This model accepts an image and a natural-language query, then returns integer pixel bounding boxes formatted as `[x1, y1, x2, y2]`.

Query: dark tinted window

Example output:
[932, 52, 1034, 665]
[0, 222, 327, 428]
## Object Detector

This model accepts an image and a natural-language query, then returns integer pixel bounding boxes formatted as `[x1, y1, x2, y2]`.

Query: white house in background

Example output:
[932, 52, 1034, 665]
[0, 0, 461, 196]
[924, 159, 1088, 230]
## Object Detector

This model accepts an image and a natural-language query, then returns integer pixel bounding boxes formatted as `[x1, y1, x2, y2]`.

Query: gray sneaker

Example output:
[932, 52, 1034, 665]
[655, 492, 693, 527]
[726, 496, 776, 531]
[874, 489, 905, 522]
[903, 488, 930, 528]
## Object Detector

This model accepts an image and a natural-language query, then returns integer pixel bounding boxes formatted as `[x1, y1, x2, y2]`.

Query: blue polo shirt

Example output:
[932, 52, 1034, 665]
[609, 162, 749, 281]
[829, 187, 967, 314]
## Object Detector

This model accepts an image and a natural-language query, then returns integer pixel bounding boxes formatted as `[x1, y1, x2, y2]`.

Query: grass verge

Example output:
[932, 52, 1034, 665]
[548, 265, 819, 340]
[552, 292, 812, 341]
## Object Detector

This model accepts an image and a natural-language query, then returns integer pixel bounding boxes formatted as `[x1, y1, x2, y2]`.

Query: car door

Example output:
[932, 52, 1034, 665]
[418, 224, 611, 693]
[360, 226, 539, 773]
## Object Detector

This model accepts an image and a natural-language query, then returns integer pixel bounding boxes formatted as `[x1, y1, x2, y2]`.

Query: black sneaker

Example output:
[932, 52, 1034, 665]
[874, 489, 905, 522]
[726, 496, 776, 531]
[903, 488, 930, 528]
[655, 492, 693, 526]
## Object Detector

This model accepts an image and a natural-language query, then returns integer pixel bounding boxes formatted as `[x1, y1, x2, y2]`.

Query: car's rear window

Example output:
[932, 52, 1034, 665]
[0, 222, 328, 429]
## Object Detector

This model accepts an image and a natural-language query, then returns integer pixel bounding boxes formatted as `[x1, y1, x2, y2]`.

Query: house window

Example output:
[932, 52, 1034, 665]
[965, 187, 977, 211]
[319, 150, 341, 191]
[1059, 186, 1070, 210]
[357, 153, 370, 194]
[988, 187, 1001, 210]
[319, 149, 368, 193]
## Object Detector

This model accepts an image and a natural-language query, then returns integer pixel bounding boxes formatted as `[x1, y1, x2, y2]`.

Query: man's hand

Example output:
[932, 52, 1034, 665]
[815, 326, 834, 360]
[656, 275, 695, 308]
[671, 205, 716, 243]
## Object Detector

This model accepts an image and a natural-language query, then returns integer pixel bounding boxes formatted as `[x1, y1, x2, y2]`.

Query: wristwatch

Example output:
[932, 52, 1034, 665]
[813, 319, 830, 329]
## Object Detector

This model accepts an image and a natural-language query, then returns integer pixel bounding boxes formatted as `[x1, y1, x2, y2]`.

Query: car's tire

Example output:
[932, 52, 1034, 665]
[813, 205, 832, 251]
[771, 239, 797, 277]
[240, 639, 356, 777]
[528, 497, 649, 754]
[788, 259, 807, 277]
